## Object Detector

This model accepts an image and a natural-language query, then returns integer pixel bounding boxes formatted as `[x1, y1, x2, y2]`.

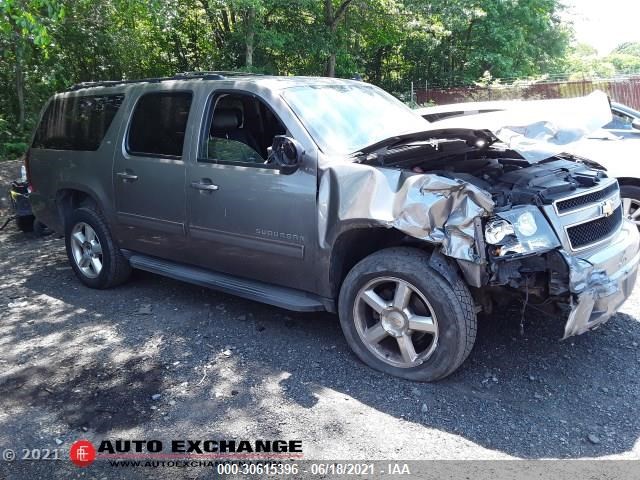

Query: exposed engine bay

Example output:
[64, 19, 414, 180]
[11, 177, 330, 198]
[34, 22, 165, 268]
[408, 154, 605, 210]
[402, 147, 622, 328]
[363, 138, 622, 325]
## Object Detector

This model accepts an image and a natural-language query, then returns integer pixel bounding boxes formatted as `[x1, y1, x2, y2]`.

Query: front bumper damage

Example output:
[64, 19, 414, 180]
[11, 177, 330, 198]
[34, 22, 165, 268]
[562, 220, 640, 338]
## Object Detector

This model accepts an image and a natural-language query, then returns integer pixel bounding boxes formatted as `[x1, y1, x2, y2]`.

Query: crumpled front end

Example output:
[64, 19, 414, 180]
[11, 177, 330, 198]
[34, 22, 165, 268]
[561, 220, 640, 338]
[318, 163, 494, 263]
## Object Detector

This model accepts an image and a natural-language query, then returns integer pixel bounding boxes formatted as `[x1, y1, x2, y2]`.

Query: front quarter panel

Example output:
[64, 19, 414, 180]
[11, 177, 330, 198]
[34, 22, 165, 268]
[317, 163, 494, 262]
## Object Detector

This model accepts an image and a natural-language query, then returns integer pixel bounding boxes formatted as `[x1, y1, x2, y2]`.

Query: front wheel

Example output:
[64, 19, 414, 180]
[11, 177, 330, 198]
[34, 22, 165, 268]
[65, 207, 131, 289]
[620, 184, 640, 229]
[338, 247, 477, 382]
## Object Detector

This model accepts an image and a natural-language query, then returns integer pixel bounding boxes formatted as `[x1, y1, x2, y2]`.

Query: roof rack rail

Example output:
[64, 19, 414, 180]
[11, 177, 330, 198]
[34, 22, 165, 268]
[67, 71, 263, 91]
[172, 71, 226, 80]
[175, 71, 263, 78]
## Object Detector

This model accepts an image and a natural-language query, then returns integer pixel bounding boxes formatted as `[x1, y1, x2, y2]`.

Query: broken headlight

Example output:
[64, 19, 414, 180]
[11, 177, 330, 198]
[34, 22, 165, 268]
[484, 206, 560, 257]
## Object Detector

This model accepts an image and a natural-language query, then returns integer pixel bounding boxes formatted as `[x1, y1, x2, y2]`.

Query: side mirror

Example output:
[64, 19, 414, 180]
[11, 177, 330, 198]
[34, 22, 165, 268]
[271, 135, 303, 174]
[632, 119, 640, 131]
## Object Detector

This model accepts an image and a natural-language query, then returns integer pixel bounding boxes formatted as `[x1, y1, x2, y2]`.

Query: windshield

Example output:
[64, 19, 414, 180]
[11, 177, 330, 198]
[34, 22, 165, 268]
[281, 84, 428, 155]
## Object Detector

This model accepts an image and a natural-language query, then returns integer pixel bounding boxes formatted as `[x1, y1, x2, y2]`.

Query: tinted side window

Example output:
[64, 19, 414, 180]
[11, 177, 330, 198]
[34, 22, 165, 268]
[200, 92, 286, 166]
[33, 95, 124, 150]
[128, 92, 192, 157]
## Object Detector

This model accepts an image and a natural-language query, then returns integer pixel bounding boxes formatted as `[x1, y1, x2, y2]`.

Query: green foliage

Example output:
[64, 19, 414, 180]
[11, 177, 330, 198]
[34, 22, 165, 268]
[607, 53, 640, 75]
[613, 42, 640, 58]
[0, 0, 574, 159]
[0, 114, 27, 159]
[560, 41, 640, 80]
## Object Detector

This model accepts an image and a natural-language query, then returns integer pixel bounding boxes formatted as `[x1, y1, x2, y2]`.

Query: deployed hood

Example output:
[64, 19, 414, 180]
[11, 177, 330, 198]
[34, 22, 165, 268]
[427, 90, 613, 162]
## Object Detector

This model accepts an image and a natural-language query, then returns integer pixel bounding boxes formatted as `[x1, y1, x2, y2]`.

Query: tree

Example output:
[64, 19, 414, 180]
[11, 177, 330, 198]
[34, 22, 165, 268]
[562, 41, 640, 79]
[613, 42, 640, 58]
[0, 0, 64, 130]
[0, 0, 575, 159]
[323, 0, 356, 77]
[607, 42, 640, 74]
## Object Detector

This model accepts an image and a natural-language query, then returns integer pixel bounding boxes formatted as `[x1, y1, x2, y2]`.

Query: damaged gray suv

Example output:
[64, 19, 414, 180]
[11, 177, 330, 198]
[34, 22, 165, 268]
[26, 73, 640, 381]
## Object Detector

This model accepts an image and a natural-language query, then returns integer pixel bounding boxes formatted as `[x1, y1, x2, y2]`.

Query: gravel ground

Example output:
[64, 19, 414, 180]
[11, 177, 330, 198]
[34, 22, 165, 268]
[1, 159, 639, 478]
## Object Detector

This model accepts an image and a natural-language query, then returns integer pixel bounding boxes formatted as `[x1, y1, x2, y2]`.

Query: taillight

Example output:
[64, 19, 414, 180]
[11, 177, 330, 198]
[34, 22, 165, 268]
[23, 149, 34, 191]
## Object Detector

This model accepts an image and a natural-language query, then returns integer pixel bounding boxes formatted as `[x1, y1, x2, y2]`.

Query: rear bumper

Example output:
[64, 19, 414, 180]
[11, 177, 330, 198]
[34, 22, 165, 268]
[562, 220, 640, 338]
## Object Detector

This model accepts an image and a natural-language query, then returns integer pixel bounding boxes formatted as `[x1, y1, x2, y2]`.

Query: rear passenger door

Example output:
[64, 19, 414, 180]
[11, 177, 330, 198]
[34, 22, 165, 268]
[113, 91, 193, 260]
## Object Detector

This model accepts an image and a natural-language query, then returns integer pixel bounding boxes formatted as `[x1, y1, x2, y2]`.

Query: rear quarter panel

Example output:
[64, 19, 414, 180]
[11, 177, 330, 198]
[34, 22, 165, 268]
[29, 92, 127, 233]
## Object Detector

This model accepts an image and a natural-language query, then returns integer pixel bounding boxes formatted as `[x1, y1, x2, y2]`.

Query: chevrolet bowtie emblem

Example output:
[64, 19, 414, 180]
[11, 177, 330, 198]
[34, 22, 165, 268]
[601, 198, 615, 217]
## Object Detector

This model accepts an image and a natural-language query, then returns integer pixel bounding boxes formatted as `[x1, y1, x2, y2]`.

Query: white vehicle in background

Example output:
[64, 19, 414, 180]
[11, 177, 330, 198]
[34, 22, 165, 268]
[416, 100, 640, 136]
[417, 97, 640, 228]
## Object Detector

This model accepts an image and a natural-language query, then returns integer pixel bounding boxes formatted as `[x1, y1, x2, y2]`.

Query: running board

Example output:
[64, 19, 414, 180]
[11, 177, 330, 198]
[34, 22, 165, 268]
[123, 251, 326, 312]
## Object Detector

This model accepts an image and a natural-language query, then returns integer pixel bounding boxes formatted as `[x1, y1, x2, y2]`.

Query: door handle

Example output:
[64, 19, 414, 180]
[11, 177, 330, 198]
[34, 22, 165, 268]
[116, 172, 138, 181]
[191, 181, 219, 191]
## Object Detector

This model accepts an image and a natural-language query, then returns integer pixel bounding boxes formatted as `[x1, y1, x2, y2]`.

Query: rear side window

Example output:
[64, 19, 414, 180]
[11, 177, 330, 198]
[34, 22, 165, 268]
[33, 94, 125, 150]
[127, 92, 192, 158]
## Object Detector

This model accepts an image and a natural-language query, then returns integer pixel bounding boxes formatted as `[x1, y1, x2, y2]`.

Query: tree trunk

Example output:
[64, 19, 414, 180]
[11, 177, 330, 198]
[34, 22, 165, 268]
[371, 46, 386, 83]
[325, 52, 336, 77]
[245, 7, 255, 69]
[323, 0, 355, 77]
[14, 39, 25, 132]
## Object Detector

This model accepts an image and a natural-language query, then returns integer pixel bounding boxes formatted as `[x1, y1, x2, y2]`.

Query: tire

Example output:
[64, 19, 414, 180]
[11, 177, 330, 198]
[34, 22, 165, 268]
[620, 184, 640, 230]
[32, 220, 52, 237]
[65, 207, 131, 289]
[338, 247, 477, 382]
[16, 215, 35, 232]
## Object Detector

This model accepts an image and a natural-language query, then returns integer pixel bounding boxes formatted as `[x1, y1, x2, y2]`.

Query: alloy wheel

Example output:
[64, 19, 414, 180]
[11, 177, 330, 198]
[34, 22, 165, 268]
[353, 276, 439, 368]
[623, 198, 640, 227]
[70, 222, 103, 279]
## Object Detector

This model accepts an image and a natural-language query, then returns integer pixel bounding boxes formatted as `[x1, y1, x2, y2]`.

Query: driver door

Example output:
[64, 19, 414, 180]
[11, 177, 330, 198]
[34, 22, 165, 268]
[186, 90, 318, 292]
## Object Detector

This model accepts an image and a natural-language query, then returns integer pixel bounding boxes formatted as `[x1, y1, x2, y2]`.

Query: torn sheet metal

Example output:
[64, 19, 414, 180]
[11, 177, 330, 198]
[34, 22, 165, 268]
[318, 163, 494, 262]
[433, 90, 612, 162]
[560, 222, 640, 338]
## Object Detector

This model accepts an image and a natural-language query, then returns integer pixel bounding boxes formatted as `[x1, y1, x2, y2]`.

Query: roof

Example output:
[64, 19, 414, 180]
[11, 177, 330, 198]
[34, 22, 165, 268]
[66, 71, 361, 93]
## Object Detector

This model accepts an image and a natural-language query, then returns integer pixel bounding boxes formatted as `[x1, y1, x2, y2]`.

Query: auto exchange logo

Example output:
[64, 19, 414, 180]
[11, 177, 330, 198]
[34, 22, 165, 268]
[69, 439, 303, 467]
[70, 440, 97, 467]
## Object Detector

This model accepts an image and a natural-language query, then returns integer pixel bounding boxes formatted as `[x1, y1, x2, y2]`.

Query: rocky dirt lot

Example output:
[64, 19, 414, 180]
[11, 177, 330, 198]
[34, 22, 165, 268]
[0, 159, 639, 478]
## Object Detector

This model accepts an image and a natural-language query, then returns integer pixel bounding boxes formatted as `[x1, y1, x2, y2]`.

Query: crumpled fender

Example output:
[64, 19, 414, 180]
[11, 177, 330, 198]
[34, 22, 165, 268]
[318, 163, 494, 263]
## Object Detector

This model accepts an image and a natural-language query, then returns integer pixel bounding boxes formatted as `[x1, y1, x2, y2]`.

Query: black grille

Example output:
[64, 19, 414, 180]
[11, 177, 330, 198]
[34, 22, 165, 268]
[555, 183, 619, 213]
[567, 205, 623, 249]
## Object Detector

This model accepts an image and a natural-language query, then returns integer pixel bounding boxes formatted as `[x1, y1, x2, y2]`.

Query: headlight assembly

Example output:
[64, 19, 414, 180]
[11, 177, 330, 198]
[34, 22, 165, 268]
[484, 206, 560, 257]
[515, 211, 538, 237]
[485, 219, 515, 245]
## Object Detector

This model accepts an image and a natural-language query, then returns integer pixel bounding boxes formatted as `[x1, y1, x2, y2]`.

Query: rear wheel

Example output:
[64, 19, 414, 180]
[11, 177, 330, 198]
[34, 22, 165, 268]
[65, 207, 131, 289]
[338, 247, 477, 382]
[621, 185, 640, 229]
